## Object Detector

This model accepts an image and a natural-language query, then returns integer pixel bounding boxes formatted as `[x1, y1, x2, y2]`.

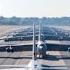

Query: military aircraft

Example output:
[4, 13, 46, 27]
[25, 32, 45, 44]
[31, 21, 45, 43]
[34, 22, 47, 59]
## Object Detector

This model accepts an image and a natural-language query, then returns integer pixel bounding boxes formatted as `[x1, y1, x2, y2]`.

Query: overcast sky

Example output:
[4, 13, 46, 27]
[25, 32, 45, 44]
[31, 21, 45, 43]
[0, 0, 70, 17]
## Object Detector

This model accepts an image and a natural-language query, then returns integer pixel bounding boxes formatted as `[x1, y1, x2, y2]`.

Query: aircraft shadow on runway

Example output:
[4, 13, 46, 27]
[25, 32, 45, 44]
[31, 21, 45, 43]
[41, 64, 67, 70]
[41, 54, 70, 61]
[0, 45, 32, 52]
[0, 56, 32, 59]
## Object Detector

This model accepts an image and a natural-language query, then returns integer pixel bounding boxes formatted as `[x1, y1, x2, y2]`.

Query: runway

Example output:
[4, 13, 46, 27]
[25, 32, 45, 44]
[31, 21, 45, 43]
[0, 51, 32, 69]
[0, 51, 70, 70]
[0, 25, 70, 70]
[60, 51, 70, 70]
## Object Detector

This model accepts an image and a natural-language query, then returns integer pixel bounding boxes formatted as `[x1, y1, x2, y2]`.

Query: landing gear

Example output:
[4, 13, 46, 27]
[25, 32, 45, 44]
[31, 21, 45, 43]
[39, 52, 46, 59]
[37, 54, 43, 58]
[42, 52, 46, 58]
[35, 51, 46, 59]
[34, 52, 37, 60]
[68, 47, 70, 52]
[37, 48, 47, 59]
[6, 46, 14, 52]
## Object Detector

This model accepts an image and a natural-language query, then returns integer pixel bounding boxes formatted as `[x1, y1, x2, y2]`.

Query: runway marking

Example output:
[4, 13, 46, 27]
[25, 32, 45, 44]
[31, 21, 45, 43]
[0, 52, 12, 65]
[45, 51, 68, 69]
[27, 60, 33, 70]
[15, 51, 32, 65]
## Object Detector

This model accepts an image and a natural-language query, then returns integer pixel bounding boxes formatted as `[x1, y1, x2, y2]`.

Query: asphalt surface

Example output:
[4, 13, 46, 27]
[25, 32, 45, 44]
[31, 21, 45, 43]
[34, 51, 68, 70]
[0, 25, 70, 70]
[60, 51, 70, 70]
[0, 46, 70, 70]
[0, 51, 32, 69]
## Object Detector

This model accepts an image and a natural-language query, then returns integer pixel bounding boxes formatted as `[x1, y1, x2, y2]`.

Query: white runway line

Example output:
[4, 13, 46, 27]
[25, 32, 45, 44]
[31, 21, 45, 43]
[0, 68, 25, 70]
[27, 60, 33, 70]
[27, 60, 42, 70]
[47, 51, 68, 69]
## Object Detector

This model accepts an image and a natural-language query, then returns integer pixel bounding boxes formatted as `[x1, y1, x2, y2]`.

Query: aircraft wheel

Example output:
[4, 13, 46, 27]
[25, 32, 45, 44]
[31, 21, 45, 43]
[6, 47, 14, 53]
[42, 52, 46, 58]
[10, 48, 14, 52]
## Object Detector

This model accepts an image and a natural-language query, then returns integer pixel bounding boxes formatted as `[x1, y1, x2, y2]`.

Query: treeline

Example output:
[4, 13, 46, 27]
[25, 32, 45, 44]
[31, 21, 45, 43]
[0, 16, 70, 25]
